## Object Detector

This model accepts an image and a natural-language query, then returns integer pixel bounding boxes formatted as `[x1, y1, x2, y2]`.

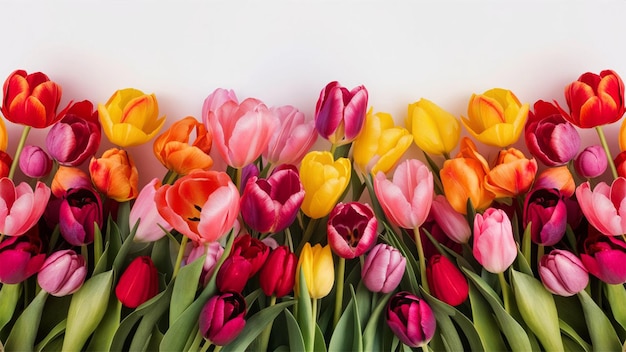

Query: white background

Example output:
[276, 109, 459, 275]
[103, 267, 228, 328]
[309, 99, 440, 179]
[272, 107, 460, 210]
[3, 1, 626, 185]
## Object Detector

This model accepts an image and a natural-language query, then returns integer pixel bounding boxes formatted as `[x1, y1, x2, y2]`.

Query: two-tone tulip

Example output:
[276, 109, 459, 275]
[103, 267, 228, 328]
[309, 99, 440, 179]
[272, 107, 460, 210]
[361, 243, 406, 293]
[0, 178, 50, 237]
[299, 151, 351, 219]
[264, 105, 317, 166]
[296, 243, 334, 299]
[153, 116, 213, 175]
[386, 291, 436, 348]
[89, 148, 139, 202]
[406, 98, 460, 156]
[37, 249, 87, 297]
[314, 81, 368, 145]
[473, 208, 517, 274]
[327, 202, 378, 259]
[259, 245, 297, 298]
[523, 188, 567, 246]
[485, 148, 537, 199]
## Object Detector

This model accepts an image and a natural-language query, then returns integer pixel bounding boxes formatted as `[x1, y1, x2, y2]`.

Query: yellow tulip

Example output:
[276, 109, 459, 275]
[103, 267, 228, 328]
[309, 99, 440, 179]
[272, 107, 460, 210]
[296, 243, 334, 299]
[299, 151, 351, 219]
[461, 88, 529, 147]
[353, 108, 413, 175]
[98, 88, 166, 147]
[406, 99, 460, 155]
[0, 117, 7, 151]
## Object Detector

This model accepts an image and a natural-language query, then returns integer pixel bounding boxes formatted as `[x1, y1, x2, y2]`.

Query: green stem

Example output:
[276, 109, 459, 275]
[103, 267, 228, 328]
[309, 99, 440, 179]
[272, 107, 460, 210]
[81, 245, 89, 271]
[308, 298, 318, 352]
[296, 218, 319, 255]
[596, 126, 618, 179]
[198, 340, 212, 352]
[213, 345, 222, 352]
[421, 344, 430, 352]
[333, 257, 346, 328]
[164, 170, 178, 185]
[537, 244, 545, 269]
[330, 143, 337, 156]
[172, 236, 189, 279]
[259, 295, 277, 351]
[8, 125, 31, 180]
[498, 271, 511, 313]
[93, 222, 103, 266]
[285, 227, 294, 252]
[235, 167, 242, 192]
[259, 162, 272, 179]
[413, 226, 430, 293]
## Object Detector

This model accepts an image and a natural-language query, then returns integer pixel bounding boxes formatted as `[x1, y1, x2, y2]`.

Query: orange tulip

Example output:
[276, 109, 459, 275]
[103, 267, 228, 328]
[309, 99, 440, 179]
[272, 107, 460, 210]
[51, 166, 92, 198]
[89, 148, 139, 202]
[153, 116, 213, 175]
[485, 148, 537, 198]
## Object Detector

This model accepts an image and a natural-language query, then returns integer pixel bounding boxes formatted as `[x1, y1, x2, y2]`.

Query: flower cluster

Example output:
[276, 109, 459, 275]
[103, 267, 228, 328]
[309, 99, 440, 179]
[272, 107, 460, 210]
[0, 69, 625, 352]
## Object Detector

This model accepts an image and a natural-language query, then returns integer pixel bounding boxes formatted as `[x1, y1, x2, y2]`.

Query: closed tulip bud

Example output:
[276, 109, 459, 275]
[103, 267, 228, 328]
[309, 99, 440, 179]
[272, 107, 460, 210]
[485, 148, 537, 199]
[19, 145, 52, 178]
[199, 292, 247, 346]
[153, 116, 213, 175]
[51, 166, 92, 198]
[430, 195, 471, 244]
[216, 256, 253, 293]
[0, 178, 50, 237]
[0, 229, 46, 284]
[314, 81, 368, 145]
[406, 98, 460, 156]
[580, 229, 626, 284]
[523, 188, 567, 246]
[296, 243, 334, 299]
[361, 243, 406, 293]
[130, 178, 173, 243]
[386, 291, 436, 348]
[259, 246, 297, 297]
[327, 202, 378, 259]
[473, 208, 517, 274]
[574, 145, 607, 179]
[538, 249, 589, 296]
[115, 256, 159, 308]
[37, 249, 87, 296]
[575, 178, 626, 237]
[89, 148, 139, 202]
[46, 100, 101, 166]
[0, 151, 11, 178]
[264, 105, 317, 165]
[182, 241, 224, 286]
[98, 88, 166, 147]
[58, 187, 103, 246]
[299, 151, 351, 219]
[426, 255, 469, 306]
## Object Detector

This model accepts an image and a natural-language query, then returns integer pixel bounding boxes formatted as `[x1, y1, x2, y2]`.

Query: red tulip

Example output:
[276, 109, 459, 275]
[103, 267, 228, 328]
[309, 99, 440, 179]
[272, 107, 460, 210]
[216, 256, 253, 293]
[426, 255, 469, 306]
[199, 292, 246, 346]
[259, 246, 297, 297]
[327, 202, 378, 259]
[386, 291, 436, 348]
[0, 151, 12, 178]
[115, 256, 159, 308]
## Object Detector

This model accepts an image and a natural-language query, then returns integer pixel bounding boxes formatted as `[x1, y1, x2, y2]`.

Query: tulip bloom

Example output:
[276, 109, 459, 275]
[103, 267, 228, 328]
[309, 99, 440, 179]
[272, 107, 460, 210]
[374, 159, 433, 229]
[156, 170, 239, 243]
[533, 166, 576, 198]
[406, 98, 460, 156]
[199, 292, 247, 346]
[0, 229, 46, 284]
[525, 100, 580, 167]
[0, 151, 11, 178]
[50, 166, 92, 198]
[1, 69, 68, 128]
[296, 243, 334, 299]
[58, 187, 103, 246]
[427, 255, 469, 306]
[182, 241, 224, 286]
[37, 249, 87, 297]
[580, 230, 626, 284]
[538, 249, 589, 296]
[229, 234, 270, 277]
[0, 178, 50, 237]
[98, 88, 166, 147]
[130, 178, 173, 242]
[153, 116, 213, 175]
[386, 291, 436, 348]
[45, 100, 101, 166]
[19, 145, 52, 178]
[485, 148, 537, 199]
[361, 243, 406, 293]
[473, 208, 517, 274]
[523, 188, 567, 246]
[89, 148, 139, 202]
[115, 256, 159, 308]
[299, 151, 351, 219]
[259, 245, 298, 297]
[240, 166, 304, 233]
[216, 256, 254, 293]
[574, 145, 607, 179]
[576, 178, 626, 237]
[352, 108, 413, 175]
[327, 202, 378, 259]
[558, 69, 625, 128]
[314, 81, 368, 145]
[430, 195, 471, 244]
[264, 105, 317, 165]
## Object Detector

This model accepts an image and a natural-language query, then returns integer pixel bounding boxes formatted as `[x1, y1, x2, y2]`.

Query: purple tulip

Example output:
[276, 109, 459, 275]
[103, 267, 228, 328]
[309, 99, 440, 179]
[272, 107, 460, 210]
[19, 145, 52, 178]
[199, 292, 247, 346]
[0, 229, 46, 284]
[386, 291, 436, 348]
[327, 202, 378, 259]
[523, 188, 568, 246]
[581, 229, 626, 284]
[361, 243, 406, 293]
[58, 187, 103, 246]
[314, 81, 368, 145]
[539, 249, 589, 296]
[574, 145, 608, 179]
[37, 249, 87, 296]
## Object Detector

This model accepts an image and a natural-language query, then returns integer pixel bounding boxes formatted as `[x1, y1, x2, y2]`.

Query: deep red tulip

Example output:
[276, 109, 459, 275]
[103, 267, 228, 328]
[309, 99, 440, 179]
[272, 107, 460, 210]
[115, 256, 159, 308]
[216, 256, 253, 293]
[327, 202, 378, 259]
[426, 255, 469, 306]
[259, 246, 297, 297]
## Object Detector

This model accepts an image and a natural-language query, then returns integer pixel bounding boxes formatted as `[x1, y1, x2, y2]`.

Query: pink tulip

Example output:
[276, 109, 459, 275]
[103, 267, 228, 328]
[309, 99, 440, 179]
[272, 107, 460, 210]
[0, 178, 51, 237]
[581, 228, 626, 284]
[0, 229, 46, 284]
[523, 188, 568, 246]
[361, 243, 406, 293]
[199, 292, 247, 346]
[574, 145, 608, 179]
[430, 195, 471, 244]
[538, 249, 589, 296]
[314, 81, 368, 145]
[575, 178, 626, 237]
[201, 88, 237, 127]
[386, 291, 436, 348]
[203, 88, 278, 168]
[374, 159, 433, 229]
[473, 208, 517, 273]
[182, 241, 224, 286]
[130, 178, 173, 242]
[264, 105, 317, 165]
[19, 145, 53, 178]
[58, 187, 103, 246]
[37, 249, 87, 297]
[327, 202, 378, 259]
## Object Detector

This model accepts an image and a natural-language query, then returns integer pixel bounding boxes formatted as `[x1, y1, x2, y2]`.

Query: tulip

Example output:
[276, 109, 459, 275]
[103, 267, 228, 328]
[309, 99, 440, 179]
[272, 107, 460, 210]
[153, 116, 213, 175]
[314, 81, 368, 145]
[98, 88, 166, 147]
[1, 69, 68, 128]
[426, 254, 469, 306]
[37, 249, 87, 297]
[374, 159, 433, 229]
[199, 292, 247, 346]
[352, 108, 413, 175]
[485, 148, 537, 199]
[296, 243, 334, 299]
[473, 208, 517, 274]
[259, 245, 298, 297]
[115, 256, 159, 308]
[386, 291, 436, 348]
[533, 166, 576, 198]
[575, 178, 626, 237]
[264, 105, 317, 165]
[538, 249, 589, 296]
[204, 88, 278, 168]
[0, 178, 50, 237]
[0, 116, 6, 151]
[216, 256, 253, 293]
[89, 148, 139, 202]
[299, 151, 351, 219]
[45, 100, 101, 166]
[615, 151, 626, 178]
[130, 178, 173, 243]
[240, 165, 304, 233]
[201, 88, 238, 126]
[557, 69, 625, 128]
[406, 98, 460, 156]
[523, 188, 567, 246]
[525, 100, 580, 166]
[574, 145, 607, 179]
[50, 166, 92, 198]
[461, 88, 529, 147]
[18, 145, 52, 178]
[0, 151, 11, 178]
[230, 234, 270, 277]
[58, 187, 103, 246]
[430, 195, 471, 244]
[327, 202, 378, 259]
[182, 241, 224, 286]
[0, 228, 46, 284]
[361, 243, 406, 293]
[580, 229, 626, 284]
[155, 170, 240, 243]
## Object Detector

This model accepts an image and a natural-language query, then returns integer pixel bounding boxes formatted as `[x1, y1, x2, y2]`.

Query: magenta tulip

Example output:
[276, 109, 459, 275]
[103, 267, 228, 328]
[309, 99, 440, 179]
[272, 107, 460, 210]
[473, 208, 517, 274]
[58, 187, 103, 246]
[37, 249, 87, 296]
[430, 195, 471, 244]
[264, 105, 317, 165]
[580, 229, 626, 284]
[19, 145, 52, 178]
[523, 188, 568, 246]
[538, 249, 589, 296]
[0, 178, 50, 237]
[575, 178, 626, 237]
[314, 81, 368, 145]
[130, 178, 173, 242]
[361, 243, 406, 293]
[574, 145, 608, 179]
[426, 255, 469, 306]
[115, 256, 159, 308]
[0, 229, 46, 284]
[199, 292, 247, 346]
[259, 245, 297, 297]
[327, 202, 378, 259]
[386, 291, 436, 348]
[216, 255, 253, 293]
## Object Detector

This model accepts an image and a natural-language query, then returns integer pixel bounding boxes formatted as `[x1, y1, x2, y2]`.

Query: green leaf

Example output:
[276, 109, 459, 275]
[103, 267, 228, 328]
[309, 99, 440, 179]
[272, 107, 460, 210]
[35, 319, 66, 352]
[577, 289, 621, 351]
[152, 234, 174, 282]
[314, 323, 327, 352]
[363, 292, 393, 351]
[112, 220, 139, 275]
[284, 309, 306, 352]
[170, 254, 205, 325]
[559, 319, 591, 352]
[296, 268, 314, 352]
[605, 283, 626, 332]
[382, 222, 420, 292]
[85, 291, 121, 351]
[0, 283, 22, 331]
[447, 301, 485, 352]
[329, 285, 363, 352]
[5, 289, 48, 351]
[421, 290, 468, 352]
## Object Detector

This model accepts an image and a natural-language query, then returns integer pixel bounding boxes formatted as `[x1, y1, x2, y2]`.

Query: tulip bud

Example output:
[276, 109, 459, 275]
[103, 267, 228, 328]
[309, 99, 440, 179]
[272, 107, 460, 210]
[299, 151, 351, 219]
[327, 202, 378, 259]
[574, 145, 607, 178]
[473, 208, 517, 274]
[216, 256, 252, 293]
[0, 229, 46, 284]
[538, 250, 589, 296]
[430, 195, 471, 244]
[199, 292, 246, 346]
[296, 243, 334, 299]
[361, 244, 406, 293]
[51, 166, 92, 198]
[406, 98, 460, 156]
[37, 249, 87, 296]
[426, 255, 469, 306]
[386, 291, 436, 348]
[314, 81, 368, 145]
[259, 246, 297, 297]
[523, 188, 567, 246]
[19, 145, 53, 178]
[115, 256, 159, 308]
[182, 241, 224, 286]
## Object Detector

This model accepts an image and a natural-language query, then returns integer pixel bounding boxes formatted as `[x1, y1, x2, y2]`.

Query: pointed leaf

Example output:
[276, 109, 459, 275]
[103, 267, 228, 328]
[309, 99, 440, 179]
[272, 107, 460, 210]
[284, 309, 306, 352]
[468, 282, 507, 351]
[605, 283, 626, 332]
[363, 292, 393, 351]
[85, 292, 121, 351]
[5, 289, 48, 351]
[170, 254, 205, 325]
[577, 289, 621, 351]
[35, 319, 66, 352]
[314, 323, 327, 352]
[296, 268, 314, 352]
[329, 285, 362, 352]
[559, 319, 591, 352]
[0, 283, 22, 331]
